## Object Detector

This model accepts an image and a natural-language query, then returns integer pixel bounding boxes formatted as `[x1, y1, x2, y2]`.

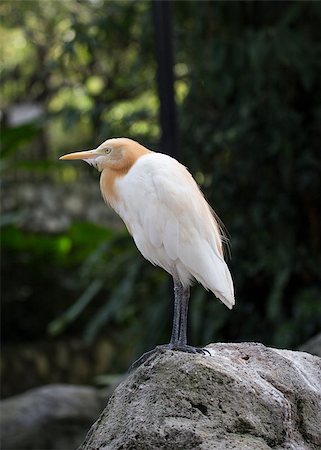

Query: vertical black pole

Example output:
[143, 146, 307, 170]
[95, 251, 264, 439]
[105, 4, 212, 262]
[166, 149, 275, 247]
[152, 1, 179, 345]
[152, 1, 178, 158]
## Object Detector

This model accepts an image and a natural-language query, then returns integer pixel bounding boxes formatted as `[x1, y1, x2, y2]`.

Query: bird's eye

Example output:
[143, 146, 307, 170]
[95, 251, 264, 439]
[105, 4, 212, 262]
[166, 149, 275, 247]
[104, 148, 112, 154]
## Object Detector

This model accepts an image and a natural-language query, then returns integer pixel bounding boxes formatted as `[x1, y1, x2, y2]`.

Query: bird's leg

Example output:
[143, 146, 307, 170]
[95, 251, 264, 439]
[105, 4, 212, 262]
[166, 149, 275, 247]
[169, 277, 184, 346]
[168, 279, 199, 353]
[129, 279, 182, 371]
[129, 277, 208, 372]
[170, 278, 210, 355]
[177, 283, 189, 347]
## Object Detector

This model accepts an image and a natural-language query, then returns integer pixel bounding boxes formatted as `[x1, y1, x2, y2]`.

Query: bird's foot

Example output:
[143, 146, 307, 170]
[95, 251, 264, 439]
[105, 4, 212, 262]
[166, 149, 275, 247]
[156, 343, 210, 355]
[129, 343, 210, 372]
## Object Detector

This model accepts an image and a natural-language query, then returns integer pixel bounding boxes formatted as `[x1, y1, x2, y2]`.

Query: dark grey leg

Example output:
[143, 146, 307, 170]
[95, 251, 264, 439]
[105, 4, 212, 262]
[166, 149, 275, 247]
[170, 278, 185, 345]
[170, 279, 209, 354]
[177, 284, 189, 347]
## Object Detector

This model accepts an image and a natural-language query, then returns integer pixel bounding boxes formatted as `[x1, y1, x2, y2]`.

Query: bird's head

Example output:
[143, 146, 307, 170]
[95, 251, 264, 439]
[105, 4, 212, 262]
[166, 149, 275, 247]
[60, 137, 151, 173]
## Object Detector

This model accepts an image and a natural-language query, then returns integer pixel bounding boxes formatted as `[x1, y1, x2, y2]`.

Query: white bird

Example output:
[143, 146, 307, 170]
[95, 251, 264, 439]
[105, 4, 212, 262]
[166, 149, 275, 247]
[60, 138, 235, 364]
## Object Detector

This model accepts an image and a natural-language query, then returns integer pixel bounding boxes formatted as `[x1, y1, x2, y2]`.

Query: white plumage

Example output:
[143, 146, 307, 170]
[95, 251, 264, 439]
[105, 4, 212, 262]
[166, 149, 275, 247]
[114, 152, 234, 309]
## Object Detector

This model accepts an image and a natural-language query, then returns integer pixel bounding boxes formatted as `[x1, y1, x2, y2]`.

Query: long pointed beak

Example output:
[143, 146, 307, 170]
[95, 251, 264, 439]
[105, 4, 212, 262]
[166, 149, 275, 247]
[59, 149, 100, 160]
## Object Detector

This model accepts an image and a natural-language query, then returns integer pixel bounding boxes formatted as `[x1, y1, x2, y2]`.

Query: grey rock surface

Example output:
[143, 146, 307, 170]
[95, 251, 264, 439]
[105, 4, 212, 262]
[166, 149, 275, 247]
[80, 343, 321, 450]
[0, 384, 110, 450]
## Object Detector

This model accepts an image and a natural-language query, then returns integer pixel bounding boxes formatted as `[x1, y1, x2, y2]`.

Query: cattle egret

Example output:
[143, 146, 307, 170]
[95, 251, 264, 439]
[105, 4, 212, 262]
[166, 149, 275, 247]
[60, 138, 235, 366]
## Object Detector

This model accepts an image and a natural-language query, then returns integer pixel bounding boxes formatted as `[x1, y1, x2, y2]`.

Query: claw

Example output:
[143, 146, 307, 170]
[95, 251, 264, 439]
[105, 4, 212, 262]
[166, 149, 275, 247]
[201, 348, 211, 356]
[129, 348, 159, 372]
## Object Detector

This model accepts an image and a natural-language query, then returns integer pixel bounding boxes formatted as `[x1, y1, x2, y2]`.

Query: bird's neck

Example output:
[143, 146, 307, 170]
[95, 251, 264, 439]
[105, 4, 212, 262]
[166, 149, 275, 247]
[100, 167, 122, 207]
[99, 146, 151, 207]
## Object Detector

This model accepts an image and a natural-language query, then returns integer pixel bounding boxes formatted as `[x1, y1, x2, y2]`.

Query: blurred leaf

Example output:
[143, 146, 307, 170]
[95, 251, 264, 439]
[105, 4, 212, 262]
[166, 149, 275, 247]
[266, 266, 291, 321]
[84, 259, 143, 343]
[48, 278, 104, 336]
[94, 374, 123, 387]
[0, 123, 42, 158]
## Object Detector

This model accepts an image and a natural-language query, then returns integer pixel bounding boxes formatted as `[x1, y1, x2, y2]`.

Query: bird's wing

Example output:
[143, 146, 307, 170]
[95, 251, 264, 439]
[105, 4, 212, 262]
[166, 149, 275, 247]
[115, 153, 235, 308]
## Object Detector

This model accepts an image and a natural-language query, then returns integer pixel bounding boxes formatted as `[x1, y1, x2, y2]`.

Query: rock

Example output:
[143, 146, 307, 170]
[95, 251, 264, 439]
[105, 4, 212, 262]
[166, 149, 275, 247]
[80, 343, 321, 450]
[1, 337, 116, 399]
[0, 384, 111, 450]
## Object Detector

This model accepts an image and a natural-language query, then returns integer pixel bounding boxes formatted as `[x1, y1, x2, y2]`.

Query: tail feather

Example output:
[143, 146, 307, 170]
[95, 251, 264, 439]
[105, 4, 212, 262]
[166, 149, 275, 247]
[214, 289, 235, 310]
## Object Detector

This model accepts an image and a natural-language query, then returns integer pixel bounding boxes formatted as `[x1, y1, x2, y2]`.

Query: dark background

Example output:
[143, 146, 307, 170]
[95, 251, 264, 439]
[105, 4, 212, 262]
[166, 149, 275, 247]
[1, 1, 321, 398]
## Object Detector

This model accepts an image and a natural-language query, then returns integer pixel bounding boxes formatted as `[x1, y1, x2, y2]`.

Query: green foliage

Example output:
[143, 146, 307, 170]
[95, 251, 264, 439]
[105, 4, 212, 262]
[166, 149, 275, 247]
[1, 123, 41, 158]
[0, 0, 158, 158]
[1, 222, 108, 264]
[176, 2, 321, 348]
[2, 222, 169, 362]
[1, 1, 321, 368]
[48, 226, 171, 356]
